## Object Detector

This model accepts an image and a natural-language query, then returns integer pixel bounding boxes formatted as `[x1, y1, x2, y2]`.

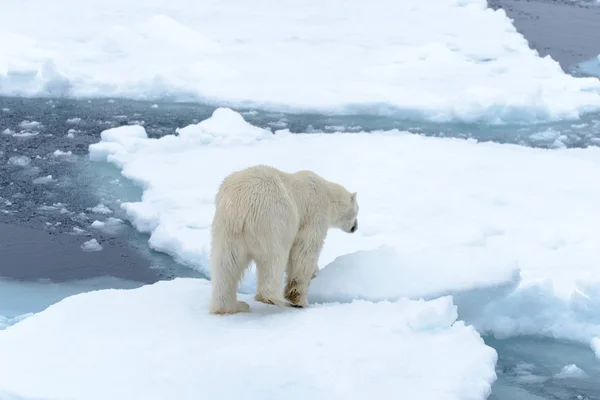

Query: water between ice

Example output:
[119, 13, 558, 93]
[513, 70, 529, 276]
[488, 336, 600, 400]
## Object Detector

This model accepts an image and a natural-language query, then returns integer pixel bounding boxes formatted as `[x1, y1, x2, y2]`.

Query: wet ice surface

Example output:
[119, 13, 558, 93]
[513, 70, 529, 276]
[1, 96, 600, 399]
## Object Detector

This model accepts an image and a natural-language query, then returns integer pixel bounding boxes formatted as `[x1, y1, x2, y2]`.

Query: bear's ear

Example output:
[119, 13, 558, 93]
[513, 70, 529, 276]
[351, 192, 357, 203]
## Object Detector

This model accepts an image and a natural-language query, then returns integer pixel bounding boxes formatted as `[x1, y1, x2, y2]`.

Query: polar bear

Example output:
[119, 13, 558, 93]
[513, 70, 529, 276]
[209, 164, 359, 315]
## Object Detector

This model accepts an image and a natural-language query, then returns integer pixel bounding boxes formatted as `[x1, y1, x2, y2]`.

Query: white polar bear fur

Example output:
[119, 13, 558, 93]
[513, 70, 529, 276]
[209, 164, 359, 314]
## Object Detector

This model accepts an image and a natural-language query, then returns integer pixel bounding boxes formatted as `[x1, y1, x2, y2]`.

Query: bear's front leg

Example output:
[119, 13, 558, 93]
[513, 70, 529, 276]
[285, 230, 324, 308]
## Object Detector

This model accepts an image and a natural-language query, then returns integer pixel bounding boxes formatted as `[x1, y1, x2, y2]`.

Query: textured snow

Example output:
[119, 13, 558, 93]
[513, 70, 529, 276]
[1, 0, 600, 123]
[0, 279, 497, 400]
[88, 108, 600, 357]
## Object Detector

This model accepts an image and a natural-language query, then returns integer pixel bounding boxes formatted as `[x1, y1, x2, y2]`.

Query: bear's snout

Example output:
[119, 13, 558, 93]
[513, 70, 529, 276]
[350, 220, 358, 233]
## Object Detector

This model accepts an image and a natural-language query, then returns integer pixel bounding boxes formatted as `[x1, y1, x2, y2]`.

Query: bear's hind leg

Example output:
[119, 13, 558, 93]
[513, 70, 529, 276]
[254, 251, 290, 307]
[209, 238, 250, 315]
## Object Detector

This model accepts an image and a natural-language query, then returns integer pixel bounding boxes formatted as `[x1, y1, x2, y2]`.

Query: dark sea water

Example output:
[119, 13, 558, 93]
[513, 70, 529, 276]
[1, 0, 600, 398]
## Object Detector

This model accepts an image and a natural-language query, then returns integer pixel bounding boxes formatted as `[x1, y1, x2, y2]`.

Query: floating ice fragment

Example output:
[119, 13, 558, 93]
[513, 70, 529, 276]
[555, 364, 588, 379]
[32, 175, 55, 185]
[53, 150, 73, 157]
[18, 120, 42, 130]
[81, 239, 103, 252]
[91, 217, 124, 234]
[7, 155, 31, 167]
[86, 203, 112, 214]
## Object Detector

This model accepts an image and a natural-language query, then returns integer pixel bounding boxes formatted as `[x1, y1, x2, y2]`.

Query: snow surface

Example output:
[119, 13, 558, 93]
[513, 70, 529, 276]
[0, 279, 497, 400]
[1, 0, 600, 123]
[87, 108, 600, 356]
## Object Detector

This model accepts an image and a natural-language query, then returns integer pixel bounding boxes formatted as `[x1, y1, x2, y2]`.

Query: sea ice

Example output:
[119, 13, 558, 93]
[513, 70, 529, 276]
[80, 238, 103, 252]
[555, 364, 588, 379]
[32, 175, 55, 185]
[7, 155, 31, 167]
[71, 227, 89, 235]
[53, 149, 73, 157]
[18, 120, 42, 130]
[91, 217, 124, 234]
[88, 108, 600, 356]
[1, 0, 600, 123]
[86, 203, 112, 214]
[0, 279, 497, 400]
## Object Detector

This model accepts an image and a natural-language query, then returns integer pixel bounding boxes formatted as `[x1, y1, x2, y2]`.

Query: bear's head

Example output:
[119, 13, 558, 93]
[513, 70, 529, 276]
[332, 190, 359, 234]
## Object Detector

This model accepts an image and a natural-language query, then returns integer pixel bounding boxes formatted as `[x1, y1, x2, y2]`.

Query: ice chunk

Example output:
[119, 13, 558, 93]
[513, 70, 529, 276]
[555, 364, 588, 379]
[89, 109, 600, 357]
[66, 128, 79, 138]
[80, 239, 102, 252]
[18, 120, 41, 130]
[7, 156, 31, 167]
[0, 279, 497, 400]
[91, 217, 124, 234]
[175, 107, 272, 145]
[1, 0, 600, 123]
[72, 227, 89, 235]
[53, 149, 73, 157]
[32, 175, 55, 185]
[86, 203, 112, 214]
[66, 117, 82, 124]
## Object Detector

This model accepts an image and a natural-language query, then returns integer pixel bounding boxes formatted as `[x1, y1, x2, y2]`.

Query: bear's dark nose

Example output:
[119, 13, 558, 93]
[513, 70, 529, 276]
[350, 220, 358, 233]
